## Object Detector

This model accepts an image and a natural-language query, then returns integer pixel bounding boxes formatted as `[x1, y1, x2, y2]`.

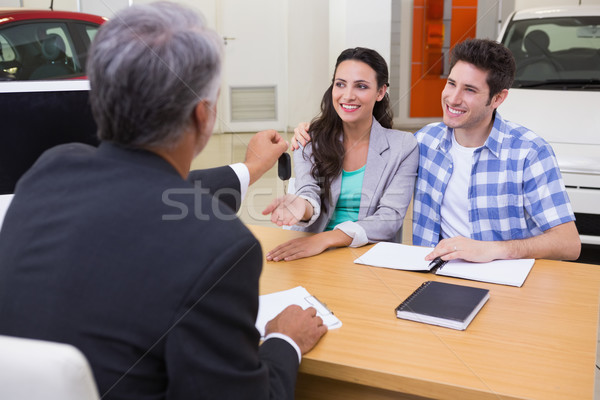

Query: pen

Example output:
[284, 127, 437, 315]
[428, 257, 448, 272]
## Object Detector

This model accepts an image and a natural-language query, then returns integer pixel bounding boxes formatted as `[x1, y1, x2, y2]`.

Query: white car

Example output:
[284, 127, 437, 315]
[497, 5, 600, 245]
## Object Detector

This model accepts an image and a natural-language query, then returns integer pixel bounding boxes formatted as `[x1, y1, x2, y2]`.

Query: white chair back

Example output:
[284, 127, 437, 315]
[0, 193, 14, 230]
[0, 335, 100, 400]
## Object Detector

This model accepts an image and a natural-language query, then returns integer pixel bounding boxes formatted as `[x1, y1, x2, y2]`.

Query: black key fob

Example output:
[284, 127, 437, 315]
[278, 153, 291, 181]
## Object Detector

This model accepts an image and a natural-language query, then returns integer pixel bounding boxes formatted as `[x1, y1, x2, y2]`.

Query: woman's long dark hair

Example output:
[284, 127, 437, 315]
[307, 47, 393, 212]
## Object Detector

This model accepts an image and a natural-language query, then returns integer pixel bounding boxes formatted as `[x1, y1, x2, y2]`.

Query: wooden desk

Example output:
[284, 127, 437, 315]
[249, 225, 600, 400]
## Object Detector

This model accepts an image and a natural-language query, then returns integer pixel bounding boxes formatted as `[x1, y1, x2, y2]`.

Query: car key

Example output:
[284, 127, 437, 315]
[278, 152, 291, 194]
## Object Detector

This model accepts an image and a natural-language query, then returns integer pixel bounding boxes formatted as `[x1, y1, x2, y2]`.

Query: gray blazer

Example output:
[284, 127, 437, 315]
[292, 118, 419, 245]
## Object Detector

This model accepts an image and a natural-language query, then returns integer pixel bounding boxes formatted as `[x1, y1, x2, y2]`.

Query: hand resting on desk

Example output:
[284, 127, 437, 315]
[425, 237, 502, 263]
[266, 305, 328, 355]
[427, 220, 581, 263]
[265, 230, 353, 262]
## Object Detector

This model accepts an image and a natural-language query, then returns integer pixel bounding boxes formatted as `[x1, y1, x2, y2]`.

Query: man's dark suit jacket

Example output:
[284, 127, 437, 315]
[0, 142, 298, 399]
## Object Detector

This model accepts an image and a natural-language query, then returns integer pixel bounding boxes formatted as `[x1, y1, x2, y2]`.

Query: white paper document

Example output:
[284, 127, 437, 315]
[436, 258, 535, 287]
[255, 286, 342, 338]
[354, 242, 535, 287]
[354, 242, 433, 271]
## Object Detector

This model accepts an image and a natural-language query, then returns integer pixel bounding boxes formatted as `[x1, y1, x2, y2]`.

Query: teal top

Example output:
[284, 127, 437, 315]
[325, 165, 365, 231]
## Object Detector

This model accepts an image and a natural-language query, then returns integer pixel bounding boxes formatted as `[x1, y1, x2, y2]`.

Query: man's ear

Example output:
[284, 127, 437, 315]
[190, 100, 213, 152]
[192, 101, 208, 133]
[491, 89, 509, 109]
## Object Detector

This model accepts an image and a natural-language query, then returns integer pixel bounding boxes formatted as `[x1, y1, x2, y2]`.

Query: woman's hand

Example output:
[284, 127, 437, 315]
[291, 122, 312, 150]
[266, 235, 330, 261]
[262, 194, 311, 226]
[266, 230, 353, 262]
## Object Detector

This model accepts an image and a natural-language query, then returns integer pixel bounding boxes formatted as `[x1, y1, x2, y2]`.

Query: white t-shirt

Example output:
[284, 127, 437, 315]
[440, 134, 479, 239]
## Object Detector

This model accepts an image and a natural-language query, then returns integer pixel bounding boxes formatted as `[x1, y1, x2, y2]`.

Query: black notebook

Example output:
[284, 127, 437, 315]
[395, 281, 490, 330]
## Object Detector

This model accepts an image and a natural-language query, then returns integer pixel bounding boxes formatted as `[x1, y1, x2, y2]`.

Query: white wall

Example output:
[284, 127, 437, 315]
[216, 0, 289, 132]
[79, 0, 126, 16]
[0, 0, 21, 6]
[17, 0, 126, 15]
[20, 0, 76, 10]
[135, 0, 217, 29]
[477, 0, 513, 40]
[389, 1, 402, 122]
[329, 0, 392, 72]
[286, 0, 330, 130]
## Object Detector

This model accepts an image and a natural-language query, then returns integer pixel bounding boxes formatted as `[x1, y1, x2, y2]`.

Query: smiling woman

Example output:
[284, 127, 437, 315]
[262, 47, 419, 262]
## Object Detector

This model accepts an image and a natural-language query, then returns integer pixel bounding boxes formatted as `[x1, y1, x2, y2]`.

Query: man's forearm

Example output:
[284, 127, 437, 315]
[497, 221, 581, 261]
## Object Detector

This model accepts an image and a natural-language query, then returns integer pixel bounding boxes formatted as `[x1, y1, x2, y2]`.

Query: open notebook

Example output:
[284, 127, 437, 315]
[354, 242, 535, 287]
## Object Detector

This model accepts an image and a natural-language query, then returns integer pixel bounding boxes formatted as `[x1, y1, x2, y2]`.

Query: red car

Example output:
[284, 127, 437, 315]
[0, 9, 107, 80]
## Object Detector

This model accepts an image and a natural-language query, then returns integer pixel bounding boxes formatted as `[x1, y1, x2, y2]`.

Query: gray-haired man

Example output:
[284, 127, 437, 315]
[0, 2, 326, 399]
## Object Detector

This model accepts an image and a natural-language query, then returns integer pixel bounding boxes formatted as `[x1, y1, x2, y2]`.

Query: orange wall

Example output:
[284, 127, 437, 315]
[410, 0, 478, 118]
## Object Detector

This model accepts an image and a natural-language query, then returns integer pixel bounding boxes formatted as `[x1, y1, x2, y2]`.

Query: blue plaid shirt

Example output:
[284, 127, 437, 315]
[412, 113, 575, 247]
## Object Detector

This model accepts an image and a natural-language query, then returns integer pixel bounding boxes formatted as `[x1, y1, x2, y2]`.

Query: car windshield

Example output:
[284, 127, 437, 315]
[501, 16, 600, 90]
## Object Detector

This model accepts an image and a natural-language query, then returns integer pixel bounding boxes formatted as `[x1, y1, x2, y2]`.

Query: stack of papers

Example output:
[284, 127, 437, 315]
[255, 286, 342, 338]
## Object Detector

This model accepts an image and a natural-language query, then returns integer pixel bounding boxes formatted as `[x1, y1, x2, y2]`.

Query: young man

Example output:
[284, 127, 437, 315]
[412, 38, 580, 262]
[0, 3, 326, 399]
[292, 39, 580, 262]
